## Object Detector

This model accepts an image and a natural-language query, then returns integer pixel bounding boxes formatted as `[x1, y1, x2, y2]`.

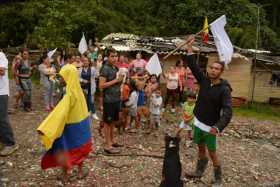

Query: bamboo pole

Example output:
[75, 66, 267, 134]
[163, 26, 209, 60]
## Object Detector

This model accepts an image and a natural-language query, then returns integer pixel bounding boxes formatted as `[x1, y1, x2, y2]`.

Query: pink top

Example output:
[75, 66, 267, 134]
[186, 67, 195, 91]
[176, 67, 186, 86]
[130, 59, 147, 69]
[117, 62, 129, 69]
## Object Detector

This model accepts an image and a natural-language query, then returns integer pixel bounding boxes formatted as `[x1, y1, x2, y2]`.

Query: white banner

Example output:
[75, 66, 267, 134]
[78, 33, 88, 54]
[210, 15, 233, 64]
[145, 53, 162, 76]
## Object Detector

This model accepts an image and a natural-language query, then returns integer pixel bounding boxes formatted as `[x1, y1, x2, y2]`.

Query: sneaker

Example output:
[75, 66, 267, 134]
[92, 113, 99, 121]
[171, 108, 176, 113]
[0, 144, 19, 156]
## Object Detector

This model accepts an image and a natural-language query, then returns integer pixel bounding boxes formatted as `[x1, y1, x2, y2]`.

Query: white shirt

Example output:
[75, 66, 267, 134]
[149, 94, 162, 115]
[194, 117, 211, 132]
[0, 52, 9, 96]
[166, 73, 179, 90]
[125, 91, 138, 109]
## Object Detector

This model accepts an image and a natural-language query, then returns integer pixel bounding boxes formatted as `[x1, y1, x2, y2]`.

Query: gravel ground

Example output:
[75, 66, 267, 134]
[0, 82, 280, 187]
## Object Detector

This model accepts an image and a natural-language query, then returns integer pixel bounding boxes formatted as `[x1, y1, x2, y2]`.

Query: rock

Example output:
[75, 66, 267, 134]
[6, 162, 13, 167]
[0, 177, 9, 182]
[0, 160, 5, 166]
[261, 144, 279, 152]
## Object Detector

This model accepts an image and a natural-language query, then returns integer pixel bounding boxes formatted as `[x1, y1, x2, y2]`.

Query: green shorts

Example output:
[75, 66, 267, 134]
[193, 126, 217, 151]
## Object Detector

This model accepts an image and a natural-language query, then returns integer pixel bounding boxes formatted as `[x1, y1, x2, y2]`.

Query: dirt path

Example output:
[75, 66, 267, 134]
[0, 82, 280, 187]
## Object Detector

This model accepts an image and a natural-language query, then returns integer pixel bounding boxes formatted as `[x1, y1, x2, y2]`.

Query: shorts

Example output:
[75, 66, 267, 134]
[193, 126, 217, 151]
[150, 113, 160, 124]
[128, 107, 137, 117]
[103, 101, 121, 124]
[120, 100, 128, 109]
[179, 121, 192, 131]
[16, 84, 23, 92]
[137, 106, 149, 118]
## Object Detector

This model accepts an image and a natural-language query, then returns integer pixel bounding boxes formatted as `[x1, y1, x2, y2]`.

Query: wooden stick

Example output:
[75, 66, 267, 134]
[163, 26, 209, 60]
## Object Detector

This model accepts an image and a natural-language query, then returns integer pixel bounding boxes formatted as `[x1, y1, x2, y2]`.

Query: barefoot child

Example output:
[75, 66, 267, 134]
[37, 64, 93, 183]
[149, 88, 163, 130]
[125, 80, 138, 130]
[177, 93, 196, 141]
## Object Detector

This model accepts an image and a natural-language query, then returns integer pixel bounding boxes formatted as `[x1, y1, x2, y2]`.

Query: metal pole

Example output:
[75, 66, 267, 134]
[251, 6, 260, 104]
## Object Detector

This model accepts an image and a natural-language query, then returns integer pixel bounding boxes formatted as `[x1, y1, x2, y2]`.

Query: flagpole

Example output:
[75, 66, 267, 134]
[163, 26, 209, 60]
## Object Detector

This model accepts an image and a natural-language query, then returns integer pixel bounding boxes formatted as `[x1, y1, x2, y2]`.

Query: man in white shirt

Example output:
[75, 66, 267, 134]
[0, 51, 18, 156]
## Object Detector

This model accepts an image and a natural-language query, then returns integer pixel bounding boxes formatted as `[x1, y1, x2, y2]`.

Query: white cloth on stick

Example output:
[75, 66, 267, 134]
[210, 15, 233, 65]
[47, 48, 57, 59]
[145, 53, 162, 76]
[78, 33, 88, 54]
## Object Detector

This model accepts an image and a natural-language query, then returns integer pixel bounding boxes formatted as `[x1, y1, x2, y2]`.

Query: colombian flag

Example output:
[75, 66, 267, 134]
[37, 64, 92, 169]
[202, 16, 209, 43]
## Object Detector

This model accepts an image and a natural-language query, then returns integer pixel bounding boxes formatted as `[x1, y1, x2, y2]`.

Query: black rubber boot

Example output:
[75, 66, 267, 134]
[185, 157, 209, 178]
[212, 166, 222, 186]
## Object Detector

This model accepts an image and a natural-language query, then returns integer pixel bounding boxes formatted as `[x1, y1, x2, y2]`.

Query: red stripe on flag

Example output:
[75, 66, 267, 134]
[41, 140, 92, 170]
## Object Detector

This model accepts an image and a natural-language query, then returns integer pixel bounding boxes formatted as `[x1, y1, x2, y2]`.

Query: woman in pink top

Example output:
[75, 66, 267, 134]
[163, 66, 181, 113]
[186, 66, 196, 93]
[176, 59, 187, 104]
[129, 52, 147, 75]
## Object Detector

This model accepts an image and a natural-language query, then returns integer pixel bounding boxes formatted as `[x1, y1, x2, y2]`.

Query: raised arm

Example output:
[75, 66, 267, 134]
[182, 36, 206, 83]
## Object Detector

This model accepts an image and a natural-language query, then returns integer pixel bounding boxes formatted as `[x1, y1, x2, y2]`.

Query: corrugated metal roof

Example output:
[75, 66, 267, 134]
[100, 33, 217, 55]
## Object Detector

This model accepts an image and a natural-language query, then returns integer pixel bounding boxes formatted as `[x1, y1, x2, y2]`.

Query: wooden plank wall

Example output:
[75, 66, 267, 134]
[208, 54, 252, 100]
[250, 70, 280, 103]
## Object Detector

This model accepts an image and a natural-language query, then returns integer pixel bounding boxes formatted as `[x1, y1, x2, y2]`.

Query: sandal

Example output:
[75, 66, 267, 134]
[104, 148, 120, 154]
[112, 143, 124, 148]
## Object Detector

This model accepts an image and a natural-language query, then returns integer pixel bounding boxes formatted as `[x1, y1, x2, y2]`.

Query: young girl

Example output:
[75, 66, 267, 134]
[176, 59, 187, 105]
[125, 80, 139, 130]
[164, 66, 181, 113]
[149, 88, 163, 130]
[145, 74, 159, 98]
[120, 78, 130, 131]
[178, 93, 196, 145]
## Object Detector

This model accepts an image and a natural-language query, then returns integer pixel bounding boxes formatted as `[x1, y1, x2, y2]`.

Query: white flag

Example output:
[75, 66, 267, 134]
[78, 33, 88, 54]
[47, 48, 57, 59]
[210, 15, 233, 64]
[146, 53, 162, 76]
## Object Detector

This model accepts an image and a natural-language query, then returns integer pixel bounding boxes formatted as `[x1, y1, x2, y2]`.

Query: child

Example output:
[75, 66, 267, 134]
[37, 64, 92, 183]
[125, 80, 139, 130]
[120, 78, 130, 132]
[178, 93, 196, 142]
[133, 73, 149, 128]
[149, 88, 163, 130]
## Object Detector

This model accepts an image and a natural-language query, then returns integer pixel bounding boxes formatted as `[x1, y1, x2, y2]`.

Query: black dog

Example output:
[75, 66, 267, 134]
[160, 134, 183, 187]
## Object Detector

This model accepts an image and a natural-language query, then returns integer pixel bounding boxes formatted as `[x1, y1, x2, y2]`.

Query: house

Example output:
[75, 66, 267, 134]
[100, 33, 280, 104]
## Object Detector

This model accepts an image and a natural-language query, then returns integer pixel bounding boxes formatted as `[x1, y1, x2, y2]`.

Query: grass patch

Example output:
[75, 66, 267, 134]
[233, 103, 280, 121]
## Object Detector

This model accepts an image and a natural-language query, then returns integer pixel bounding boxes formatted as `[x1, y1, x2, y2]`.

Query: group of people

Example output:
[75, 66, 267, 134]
[0, 35, 232, 185]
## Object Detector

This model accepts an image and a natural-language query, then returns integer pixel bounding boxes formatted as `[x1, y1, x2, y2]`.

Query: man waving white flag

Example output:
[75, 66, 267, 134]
[78, 33, 88, 54]
[210, 15, 233, 64]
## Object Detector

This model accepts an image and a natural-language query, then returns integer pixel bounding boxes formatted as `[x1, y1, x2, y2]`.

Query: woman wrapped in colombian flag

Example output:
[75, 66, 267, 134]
[37, 64, 93, 182]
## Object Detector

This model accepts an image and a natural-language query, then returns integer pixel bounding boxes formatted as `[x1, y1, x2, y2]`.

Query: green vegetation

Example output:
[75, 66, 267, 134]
[0, 0, 279, 51]
[234, 103, 280, 121]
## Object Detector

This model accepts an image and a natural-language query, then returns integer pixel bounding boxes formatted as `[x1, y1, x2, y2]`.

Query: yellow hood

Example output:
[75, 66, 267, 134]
[37, 64, 89, 150]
